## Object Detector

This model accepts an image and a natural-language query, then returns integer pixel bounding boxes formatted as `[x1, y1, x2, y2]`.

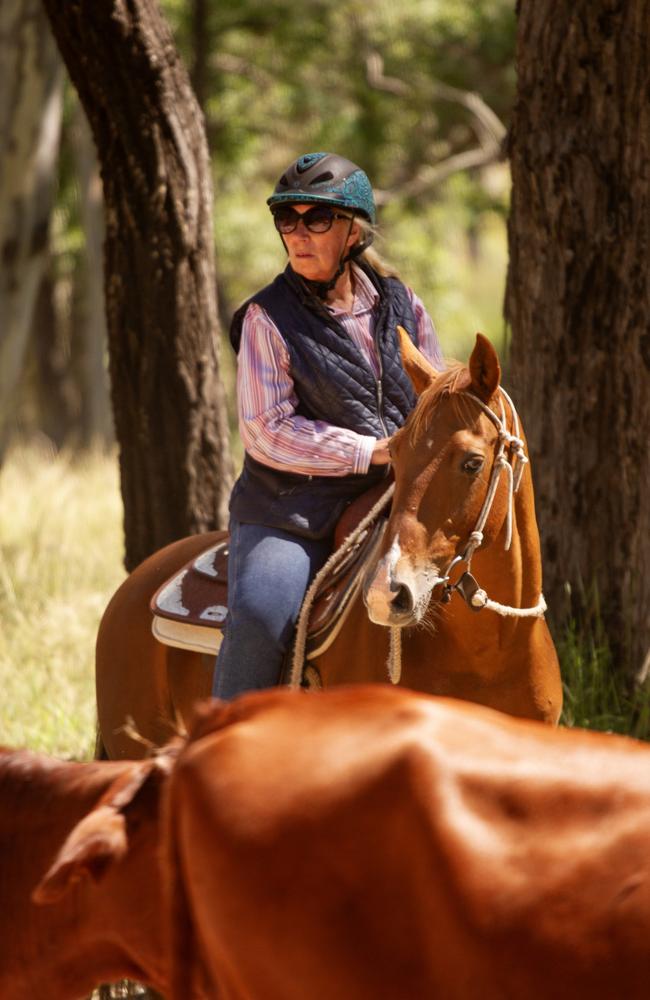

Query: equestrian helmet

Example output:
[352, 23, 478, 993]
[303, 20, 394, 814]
[267, 152, 376, 225]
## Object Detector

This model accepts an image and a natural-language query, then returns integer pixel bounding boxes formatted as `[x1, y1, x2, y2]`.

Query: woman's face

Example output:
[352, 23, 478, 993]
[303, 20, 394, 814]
[281, 204, 361, 282]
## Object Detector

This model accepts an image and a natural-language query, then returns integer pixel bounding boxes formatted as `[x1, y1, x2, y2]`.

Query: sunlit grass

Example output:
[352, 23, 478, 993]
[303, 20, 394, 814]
[0, 443, 125, 759]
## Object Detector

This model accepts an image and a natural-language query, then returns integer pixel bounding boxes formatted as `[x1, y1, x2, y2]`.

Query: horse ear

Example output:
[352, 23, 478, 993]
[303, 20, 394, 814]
[397, 325, 437, 396]
[468, 333, 501, 401]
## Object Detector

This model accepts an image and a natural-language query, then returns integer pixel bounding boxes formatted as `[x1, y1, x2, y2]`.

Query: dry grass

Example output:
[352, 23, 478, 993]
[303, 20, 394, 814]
[0, 443, 125, 759]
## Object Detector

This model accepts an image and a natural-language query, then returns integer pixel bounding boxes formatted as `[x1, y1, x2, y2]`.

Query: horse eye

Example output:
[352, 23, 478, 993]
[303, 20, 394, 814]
[461, 454, 484, 475]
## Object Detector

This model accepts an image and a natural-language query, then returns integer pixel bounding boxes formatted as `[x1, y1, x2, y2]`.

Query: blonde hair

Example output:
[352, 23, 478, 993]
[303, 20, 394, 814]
[354, 218, 400, 278]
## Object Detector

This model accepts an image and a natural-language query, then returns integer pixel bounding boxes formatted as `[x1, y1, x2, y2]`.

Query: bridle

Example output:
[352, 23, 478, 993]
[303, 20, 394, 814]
[386, 384, 546, 684]
[434, 386, 546, 618]
[290, 384, 547, 690]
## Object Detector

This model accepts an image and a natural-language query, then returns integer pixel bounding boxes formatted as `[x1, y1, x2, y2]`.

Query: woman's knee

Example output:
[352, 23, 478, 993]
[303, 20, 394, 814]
[228, 589, 298, 649]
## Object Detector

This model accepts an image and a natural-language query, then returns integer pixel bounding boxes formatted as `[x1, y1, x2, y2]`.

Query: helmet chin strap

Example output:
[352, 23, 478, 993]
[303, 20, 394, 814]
[282, 216, 373, 300]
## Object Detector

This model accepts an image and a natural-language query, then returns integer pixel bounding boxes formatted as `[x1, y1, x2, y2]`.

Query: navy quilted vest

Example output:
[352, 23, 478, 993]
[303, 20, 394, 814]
[229, 262, 419, 538]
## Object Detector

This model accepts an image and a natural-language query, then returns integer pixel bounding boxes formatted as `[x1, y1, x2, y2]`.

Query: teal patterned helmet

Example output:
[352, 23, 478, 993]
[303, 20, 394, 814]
[267, 152, 376, 224]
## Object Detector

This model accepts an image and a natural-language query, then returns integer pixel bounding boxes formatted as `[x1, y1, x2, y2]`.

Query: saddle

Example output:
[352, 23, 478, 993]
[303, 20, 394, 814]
[150, 481, 391, 668]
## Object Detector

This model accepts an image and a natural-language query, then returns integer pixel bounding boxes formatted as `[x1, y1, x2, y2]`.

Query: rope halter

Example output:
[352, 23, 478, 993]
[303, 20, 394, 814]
[386, 386, 545, 684]
[436, 386, 545, 618]
[291, 386, 545, 691]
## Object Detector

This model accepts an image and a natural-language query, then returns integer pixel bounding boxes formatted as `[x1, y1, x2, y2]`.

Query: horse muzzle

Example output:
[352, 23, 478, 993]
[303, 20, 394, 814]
[363, 539, 443, 627]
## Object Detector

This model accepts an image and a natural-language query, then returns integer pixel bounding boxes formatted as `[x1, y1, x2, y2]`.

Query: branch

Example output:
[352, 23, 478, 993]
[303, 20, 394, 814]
[429, 79, 506, 147]
[364, 50, 507, 199]
[375, 146, 503, 205]
[364, 51, 411, 97]
[365, 50, 505, 145]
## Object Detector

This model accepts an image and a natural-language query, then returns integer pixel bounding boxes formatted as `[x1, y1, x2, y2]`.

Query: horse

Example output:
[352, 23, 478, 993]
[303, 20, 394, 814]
[96, 332, 562, 759]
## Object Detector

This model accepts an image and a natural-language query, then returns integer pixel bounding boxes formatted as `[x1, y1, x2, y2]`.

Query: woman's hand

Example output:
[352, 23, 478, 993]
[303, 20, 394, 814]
[370, 437, 392, 466]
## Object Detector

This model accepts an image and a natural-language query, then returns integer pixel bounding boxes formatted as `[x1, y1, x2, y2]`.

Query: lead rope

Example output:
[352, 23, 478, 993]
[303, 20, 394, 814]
[289, 483, 395, 690]
[479, 593, 547, 617]
[388, 626, 402, 684]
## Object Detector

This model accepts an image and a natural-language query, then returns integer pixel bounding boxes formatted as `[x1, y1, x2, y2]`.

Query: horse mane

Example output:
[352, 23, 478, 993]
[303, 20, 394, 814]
[401, 360, 475, 445]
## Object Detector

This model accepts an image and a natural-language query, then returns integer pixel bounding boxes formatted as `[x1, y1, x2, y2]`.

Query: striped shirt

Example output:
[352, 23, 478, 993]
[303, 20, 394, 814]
[236, 265, 443, 477]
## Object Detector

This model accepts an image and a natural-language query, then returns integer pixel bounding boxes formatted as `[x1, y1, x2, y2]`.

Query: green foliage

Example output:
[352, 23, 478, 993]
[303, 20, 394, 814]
[21, 0, 517, 450]
[160, 0, 516, 359]
[163, 0, 516, 184]
[382, 173, 509, 360]
[559, 619, 650, 741]
[6, 0, 518, 450]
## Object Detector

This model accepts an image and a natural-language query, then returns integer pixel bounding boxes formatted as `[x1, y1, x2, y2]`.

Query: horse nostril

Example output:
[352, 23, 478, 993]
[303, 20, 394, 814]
[390, 582, 414, 616]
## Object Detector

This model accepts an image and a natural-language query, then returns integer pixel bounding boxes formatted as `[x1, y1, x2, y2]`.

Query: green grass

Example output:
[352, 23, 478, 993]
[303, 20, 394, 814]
[559, 619, 650, 740]
[0, 443, 125, 759]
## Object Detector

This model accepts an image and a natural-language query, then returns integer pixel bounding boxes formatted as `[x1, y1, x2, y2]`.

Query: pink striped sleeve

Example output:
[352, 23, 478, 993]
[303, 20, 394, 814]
[236, 303, 376, 476]
[406, 288, 445, 370]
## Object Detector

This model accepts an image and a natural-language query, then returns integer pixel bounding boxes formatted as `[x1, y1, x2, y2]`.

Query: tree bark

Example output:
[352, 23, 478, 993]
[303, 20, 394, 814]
[0, 0, 63, 458]
[506, 0, 650, 676]
[42, 0, 234, 570]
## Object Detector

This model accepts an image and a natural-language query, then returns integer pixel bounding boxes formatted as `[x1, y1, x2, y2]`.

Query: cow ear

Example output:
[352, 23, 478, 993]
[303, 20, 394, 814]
[32, 805, 128, 904]
[32, 757, 168, 905]
[468, 333, 501, 402]
[397, 325, 437, 396]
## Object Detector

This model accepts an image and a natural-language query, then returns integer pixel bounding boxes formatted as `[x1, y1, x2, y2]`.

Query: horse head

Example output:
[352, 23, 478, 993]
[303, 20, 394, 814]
[364, 330, 528, 627]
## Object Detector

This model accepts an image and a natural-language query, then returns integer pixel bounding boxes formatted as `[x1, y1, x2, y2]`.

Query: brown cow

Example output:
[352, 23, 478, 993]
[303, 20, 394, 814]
[166, 686, 650, 1000]
[0, 746, 173, 1000]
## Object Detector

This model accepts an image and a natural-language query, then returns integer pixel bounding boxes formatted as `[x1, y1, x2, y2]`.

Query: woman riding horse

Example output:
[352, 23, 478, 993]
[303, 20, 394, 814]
[95, 158, 562, 758]
[215, 152, 443, 699]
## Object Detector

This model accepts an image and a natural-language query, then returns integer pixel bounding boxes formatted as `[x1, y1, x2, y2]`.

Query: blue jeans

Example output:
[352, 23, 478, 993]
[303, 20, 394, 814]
[212, 520, 331, 700]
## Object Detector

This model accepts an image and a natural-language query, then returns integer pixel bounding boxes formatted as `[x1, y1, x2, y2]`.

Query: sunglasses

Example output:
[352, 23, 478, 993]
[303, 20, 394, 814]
[272, 204, 353, 234]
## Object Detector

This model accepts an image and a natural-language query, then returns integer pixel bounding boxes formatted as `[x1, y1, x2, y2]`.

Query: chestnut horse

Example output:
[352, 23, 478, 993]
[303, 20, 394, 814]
[96, 333, 562, 759]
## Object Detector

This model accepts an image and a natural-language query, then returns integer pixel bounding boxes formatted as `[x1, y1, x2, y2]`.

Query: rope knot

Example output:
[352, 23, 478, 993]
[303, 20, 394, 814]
[508, 433, 524, 450]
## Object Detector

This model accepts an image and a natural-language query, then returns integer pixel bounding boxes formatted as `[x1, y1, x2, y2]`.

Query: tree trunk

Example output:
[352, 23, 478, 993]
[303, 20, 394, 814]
[506, 0, 650, 676]
[42, 0, 234, 570]
[0, 0, 63, 457]
[71, 104, 113, 448]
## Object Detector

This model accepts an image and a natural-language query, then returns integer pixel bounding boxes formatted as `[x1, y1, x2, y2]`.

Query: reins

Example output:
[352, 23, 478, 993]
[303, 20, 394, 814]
[289, 483, 394, 690]
[386, 386, 546, 685]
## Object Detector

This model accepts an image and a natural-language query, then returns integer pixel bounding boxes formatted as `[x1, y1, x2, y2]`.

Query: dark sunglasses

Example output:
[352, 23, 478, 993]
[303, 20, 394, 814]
[272, 204, 353, 234]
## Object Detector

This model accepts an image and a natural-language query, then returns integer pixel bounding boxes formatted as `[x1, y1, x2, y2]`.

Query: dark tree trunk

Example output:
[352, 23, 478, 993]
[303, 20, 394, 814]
[42, 0, 234, 570]
[506, 0, 650, 676]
